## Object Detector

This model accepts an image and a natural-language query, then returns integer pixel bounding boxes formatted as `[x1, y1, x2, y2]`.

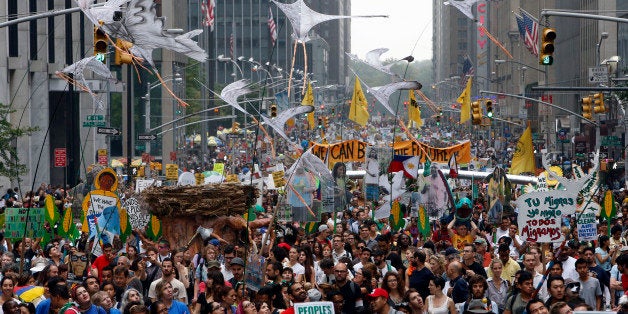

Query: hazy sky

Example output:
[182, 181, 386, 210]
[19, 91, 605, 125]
[351, 1, 433, 62]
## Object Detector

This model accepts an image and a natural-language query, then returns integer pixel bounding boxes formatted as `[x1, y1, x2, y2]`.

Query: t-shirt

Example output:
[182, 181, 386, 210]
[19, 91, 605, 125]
[90, 255, 112, 282]
[408, 266, 435, 301]
[577, 276, 602, 310]
[148, 278, 188, 304]
[504, 294, 529, 314]
[451, 233, 474, 250]
[167, 301, 190, 314]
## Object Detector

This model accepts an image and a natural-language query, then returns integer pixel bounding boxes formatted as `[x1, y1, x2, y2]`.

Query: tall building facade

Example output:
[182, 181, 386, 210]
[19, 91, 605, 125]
[433, 0, 625, 161]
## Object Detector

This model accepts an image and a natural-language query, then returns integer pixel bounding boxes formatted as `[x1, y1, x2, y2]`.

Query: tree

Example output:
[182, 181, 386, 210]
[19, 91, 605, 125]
[0, 103, 38, 180]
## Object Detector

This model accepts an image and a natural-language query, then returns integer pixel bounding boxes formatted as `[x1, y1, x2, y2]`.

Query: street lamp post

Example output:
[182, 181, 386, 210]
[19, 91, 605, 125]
[144, 74, 182, 155]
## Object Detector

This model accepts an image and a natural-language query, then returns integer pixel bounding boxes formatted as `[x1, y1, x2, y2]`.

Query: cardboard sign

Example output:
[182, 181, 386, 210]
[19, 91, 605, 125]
[213, 163, 225, 176]
[5, 208, 45, 240]
[294, 302, 334, 314]
[165, 164, 178, 180]
[244, 254, 264, 292]
[577, 211, 598, 241]
[136, 179, 157, 193]
[272, 171, 286, 187]
[516, 193, 573, 243]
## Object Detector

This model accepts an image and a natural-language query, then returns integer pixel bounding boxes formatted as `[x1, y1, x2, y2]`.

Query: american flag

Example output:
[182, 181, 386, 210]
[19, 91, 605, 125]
[460, 55, 474, 85]
[200, 0, 215, 31]
[516, 9, 539, 56]
[268, 8, 278, 47]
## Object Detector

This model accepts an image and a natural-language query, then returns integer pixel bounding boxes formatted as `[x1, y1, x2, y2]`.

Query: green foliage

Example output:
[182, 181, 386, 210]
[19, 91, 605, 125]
[0, 103, 38, 179]
[185, 61, 203, 134]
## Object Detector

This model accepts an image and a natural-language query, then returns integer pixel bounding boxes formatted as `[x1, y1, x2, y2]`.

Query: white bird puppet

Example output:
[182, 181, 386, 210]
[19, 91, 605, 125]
[444, 0, 480, 20]
[261, 105, 314, 146]
[76, 0, 208, 106]
[346, 48, 415, 78]
[368, 81, 423, 116]
[271, 0, 387, 96]
[56, 56, 117, 109]
[218, 80, 253, 116]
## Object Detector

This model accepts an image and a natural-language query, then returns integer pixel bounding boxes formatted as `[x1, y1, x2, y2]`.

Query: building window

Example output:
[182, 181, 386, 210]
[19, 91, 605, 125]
[8, 0, 17, 57]
[48, 0, 55, 63]
[30, 0, 38, 60]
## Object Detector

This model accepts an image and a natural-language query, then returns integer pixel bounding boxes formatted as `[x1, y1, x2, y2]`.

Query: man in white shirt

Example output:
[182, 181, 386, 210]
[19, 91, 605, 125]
[353, 247, 372, 272]
[372, 249, 396, 280]
[148, 258, 187, 303]
[331, 235, 351, 263]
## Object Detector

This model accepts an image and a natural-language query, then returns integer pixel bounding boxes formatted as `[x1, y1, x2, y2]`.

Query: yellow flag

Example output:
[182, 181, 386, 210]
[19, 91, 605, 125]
[457, 77, 472, 123]
[301, 82, 315, 129]
[349, 77, 369, 126]
[407, 90, 423, 127]
[509, 125, 536, 174]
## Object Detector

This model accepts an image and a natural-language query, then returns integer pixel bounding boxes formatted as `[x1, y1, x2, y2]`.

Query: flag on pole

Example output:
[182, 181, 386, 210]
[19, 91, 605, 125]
[460, 55, 474, 86]
[457, 76, 472, 123]
[448, 153, 459, 178]
[268, 7, 278, 47]
[388, 155, 421, 179]
[200, 0, 215, 31]
[302, 82, 315, 129]
[515, 9, 539, 56]
[348, 78, 369, 126]
[509, 125, 536, 174]
[408, 90, 423, 127]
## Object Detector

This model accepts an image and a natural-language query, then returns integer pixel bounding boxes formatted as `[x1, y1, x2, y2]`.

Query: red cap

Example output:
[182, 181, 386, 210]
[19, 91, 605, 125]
[278, 242, 291, 251]
[367, 288, 389, 299]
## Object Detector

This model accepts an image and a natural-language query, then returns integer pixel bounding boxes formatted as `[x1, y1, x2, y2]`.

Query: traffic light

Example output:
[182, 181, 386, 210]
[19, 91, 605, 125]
[581, 96, 592, 119]
[323, 117, 329, 128]
[539, 27, 556, 65]
[436, 110, 442, 125]
[485, 100, 493, 118]
[472, 101, 482, 125]
[270, 104, 277, 118]
[114, 39, 134, 65]
[317, 117, 323, 128]
[93, 27, 108, 63]
[593, 92, 605, 113]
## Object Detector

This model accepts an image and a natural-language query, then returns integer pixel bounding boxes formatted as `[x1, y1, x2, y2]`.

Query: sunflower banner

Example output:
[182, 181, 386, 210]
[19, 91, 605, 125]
[145, 214, 162, 241]
[44, 194, 59, 224]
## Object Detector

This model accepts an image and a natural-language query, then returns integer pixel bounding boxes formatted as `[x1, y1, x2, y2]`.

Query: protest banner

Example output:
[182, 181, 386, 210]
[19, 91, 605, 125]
[165, 164, 178, 180]
[516, 192, 576, 243]
[5, 208, 45, 240]
[244, 254, 265, 292]
[577, 210, 598, 241]
[294, 302, 334, 314]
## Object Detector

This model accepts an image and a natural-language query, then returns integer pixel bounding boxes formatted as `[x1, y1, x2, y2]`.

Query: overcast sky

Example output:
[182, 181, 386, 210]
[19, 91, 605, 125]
[351, 1, 433, 62]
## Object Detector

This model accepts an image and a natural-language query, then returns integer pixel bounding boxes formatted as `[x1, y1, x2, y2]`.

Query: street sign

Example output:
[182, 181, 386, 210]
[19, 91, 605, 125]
[96, 127, 121, 136]
[54, 148, 67, 167]
[83, 121, 106, 127]
[137, 134, 157, 141]
[589, 66, 608, 84]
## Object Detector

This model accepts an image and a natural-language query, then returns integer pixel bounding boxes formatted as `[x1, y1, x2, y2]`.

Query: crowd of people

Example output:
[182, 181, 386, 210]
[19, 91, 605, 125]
[0, 183, 627, 314]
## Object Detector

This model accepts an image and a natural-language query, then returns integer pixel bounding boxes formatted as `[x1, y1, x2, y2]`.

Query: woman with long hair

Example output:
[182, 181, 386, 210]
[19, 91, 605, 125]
[311, 241, 323, 262]
[321, 245, 332, 261]
[487, 260, 509, 313]
[120, 289, 143, 313]
[382, 272, 406, 306]
[216, 286, 237, 314]
[92, 291, 121, 314]
[428, 255, 447, 279]
[353, 267, 374, 295]
[154, 281, 189, 314]
[596, 235, 614, 272]
[284, 248, 304, 283]
[0, 277, 19, 309]
[194, 270, 225, 314]
[424, 277, 457, 314]
[297, 247, 315, 284]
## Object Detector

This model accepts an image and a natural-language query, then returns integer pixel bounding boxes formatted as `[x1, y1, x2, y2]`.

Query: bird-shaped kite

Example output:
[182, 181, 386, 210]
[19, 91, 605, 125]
[271, 0, 387, 96]
[76, 0, 208, 106]
[217, 80, 254, 116]
[346, 48, 415, 78]
[368, 81, 423, 116]
[261, 105, 314, 146]
[56, 56, 118, 109]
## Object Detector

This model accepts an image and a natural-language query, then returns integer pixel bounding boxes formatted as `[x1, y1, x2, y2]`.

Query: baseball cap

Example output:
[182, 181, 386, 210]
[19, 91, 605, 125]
[307, 289, 322, 301]
[445, 247, 459, 256]
[230, 257, 245, 267]
[318, 224, 329, 232]
[367, 288, 389, 299]
[207, 260, 221, 269]
[474, 238, 487, 245]
[464, 299, 492, 314]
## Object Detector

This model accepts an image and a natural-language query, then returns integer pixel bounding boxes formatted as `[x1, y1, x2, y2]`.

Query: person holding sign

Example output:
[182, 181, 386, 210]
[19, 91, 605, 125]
[278, 282, 307, 314]
[447, 216, 477, 251]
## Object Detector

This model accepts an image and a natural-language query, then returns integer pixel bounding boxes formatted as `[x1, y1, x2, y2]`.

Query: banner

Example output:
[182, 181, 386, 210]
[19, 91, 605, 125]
[294, 302, 334, 314]
[5, 208, 45, 240]
[393, 140, 471, 164]
[516, 193, 572, 243]
[577, 210, 598, 241]
[310, 140, 471, 166]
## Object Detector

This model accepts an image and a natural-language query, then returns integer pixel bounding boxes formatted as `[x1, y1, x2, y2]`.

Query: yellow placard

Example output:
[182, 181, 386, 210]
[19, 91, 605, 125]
[165, 164, 178, 180]
[272, 170, 286, 187]
[213, 163, 225, 176]
[195, 172, 204, 185]
[226, 174, 239, 182]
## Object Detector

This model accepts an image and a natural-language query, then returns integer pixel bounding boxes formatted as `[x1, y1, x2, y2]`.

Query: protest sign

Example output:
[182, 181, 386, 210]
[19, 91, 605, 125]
[5, 208, 45, 240]
[244, 254, 264, 292]
[516, 192, 575, 243]
[576, 210, 598, 241]
[294, 302, 334, 314]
